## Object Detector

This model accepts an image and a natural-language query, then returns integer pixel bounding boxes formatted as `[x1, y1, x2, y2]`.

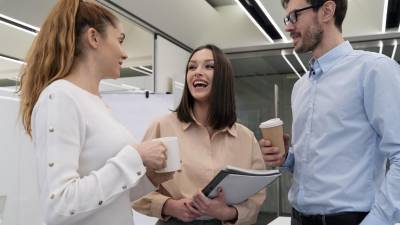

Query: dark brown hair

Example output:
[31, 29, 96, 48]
[18, 0, 118, 136]
[282, 0, 347, 32]
[175, 44, 236, 130]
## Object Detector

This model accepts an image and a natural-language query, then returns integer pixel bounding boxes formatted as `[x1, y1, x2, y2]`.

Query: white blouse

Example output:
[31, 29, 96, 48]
[32, 79, 155, 225]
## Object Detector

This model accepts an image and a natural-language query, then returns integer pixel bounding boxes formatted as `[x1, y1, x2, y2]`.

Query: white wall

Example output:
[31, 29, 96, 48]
[0, 95, 41, 225]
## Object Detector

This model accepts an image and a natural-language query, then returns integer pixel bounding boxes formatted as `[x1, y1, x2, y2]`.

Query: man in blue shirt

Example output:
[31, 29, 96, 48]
[260, 0, 400, 224]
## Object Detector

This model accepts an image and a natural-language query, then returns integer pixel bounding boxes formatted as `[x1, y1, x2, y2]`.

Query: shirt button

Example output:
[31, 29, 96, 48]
[49, 94, 54, 100]
[98, 201, 103, 205]
[136, 171, 141, 176]
[49, 162, 54, 167]
[50, 194, 55, 199]
[70, 210, 75, 215]
[49, 127, 55, 133]
[122, 185, 127, 190]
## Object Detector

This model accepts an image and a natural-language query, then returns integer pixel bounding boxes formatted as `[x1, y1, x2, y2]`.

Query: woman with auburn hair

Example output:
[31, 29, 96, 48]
[18, 0, 172, 224]
[133, 44, 266, 225]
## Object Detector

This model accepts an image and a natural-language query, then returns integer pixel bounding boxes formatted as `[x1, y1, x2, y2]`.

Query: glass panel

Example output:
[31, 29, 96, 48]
[100, 15, 154, 93]
[230, 52, 301, 224]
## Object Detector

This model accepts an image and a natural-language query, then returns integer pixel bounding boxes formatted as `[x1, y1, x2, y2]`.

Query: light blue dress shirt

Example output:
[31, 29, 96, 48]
[281, 41, 400, 225]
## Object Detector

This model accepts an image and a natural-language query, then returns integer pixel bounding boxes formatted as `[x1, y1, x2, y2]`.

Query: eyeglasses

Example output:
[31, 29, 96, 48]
[283, 4, 322, 25]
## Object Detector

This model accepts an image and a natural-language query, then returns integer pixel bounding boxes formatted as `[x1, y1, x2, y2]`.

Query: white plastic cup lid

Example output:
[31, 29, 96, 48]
[259, 118, 283, 128]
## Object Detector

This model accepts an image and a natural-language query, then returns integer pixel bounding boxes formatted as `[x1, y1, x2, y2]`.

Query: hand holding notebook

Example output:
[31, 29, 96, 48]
[202, 165, 281, 205]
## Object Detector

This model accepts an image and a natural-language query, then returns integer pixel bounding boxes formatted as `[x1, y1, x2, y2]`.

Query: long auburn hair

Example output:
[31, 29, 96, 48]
[175, 44, 237, 130]
[18, 0, 118, 136]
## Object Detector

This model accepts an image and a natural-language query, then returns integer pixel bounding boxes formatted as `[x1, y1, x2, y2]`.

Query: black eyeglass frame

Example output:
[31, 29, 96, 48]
[283, 4, 323, 25]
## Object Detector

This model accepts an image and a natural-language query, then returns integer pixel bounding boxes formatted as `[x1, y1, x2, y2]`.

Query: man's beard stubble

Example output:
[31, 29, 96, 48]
[294, 22, 323, 53]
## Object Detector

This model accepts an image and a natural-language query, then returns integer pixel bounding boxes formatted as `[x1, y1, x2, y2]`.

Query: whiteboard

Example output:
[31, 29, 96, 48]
[102, 92, 174, 141]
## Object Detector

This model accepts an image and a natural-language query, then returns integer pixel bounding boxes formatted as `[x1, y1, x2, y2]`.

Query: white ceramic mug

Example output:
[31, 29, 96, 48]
[155, 136, 181, 173]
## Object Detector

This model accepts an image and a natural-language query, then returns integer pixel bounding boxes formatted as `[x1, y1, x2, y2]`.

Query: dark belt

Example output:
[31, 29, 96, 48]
[292, 208, 368, 225]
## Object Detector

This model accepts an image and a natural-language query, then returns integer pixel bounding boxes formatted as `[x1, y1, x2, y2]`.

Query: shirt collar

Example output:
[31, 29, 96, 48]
[309, 41, 353, 76]
[180, 111, 237, 137]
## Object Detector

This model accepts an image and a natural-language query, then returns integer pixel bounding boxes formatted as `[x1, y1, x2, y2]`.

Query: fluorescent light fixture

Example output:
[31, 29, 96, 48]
[254, 0, 288, 42]
[0, 87, 17, 93]
[0, 13, 39, 36]
[392, 40, 398, 60]
[101, 81, 139, 90]
[174, 81, 184, 88]
[0, 96, 19, 102]
[234, 0, 274, 43]
[293, 50, 307, 72]
[281, 50, 301, 78]
[0, 55, 25, 65]
[379, 41, 383, 54]
[129, 67, 152, 76]
[138, 66, 153, 73]
[121, 83, 140, 90]
[100, 81, 125, 89]
[382, 0, 389, 33]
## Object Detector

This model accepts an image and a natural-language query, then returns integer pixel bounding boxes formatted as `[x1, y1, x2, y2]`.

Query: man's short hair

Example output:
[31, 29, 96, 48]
[281, 0, 347, 32]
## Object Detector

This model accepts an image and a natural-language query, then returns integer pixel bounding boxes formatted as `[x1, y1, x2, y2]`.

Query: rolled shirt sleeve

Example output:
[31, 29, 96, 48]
[132, 120, 170, 219]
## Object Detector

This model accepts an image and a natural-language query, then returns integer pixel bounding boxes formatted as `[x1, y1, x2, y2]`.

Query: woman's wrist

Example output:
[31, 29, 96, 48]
[161, 198, 172, 217]
[220, 205, 238, 222]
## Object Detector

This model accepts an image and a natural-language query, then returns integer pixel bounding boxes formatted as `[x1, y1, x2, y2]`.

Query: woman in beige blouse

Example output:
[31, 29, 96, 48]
[133, 44, 266, 225]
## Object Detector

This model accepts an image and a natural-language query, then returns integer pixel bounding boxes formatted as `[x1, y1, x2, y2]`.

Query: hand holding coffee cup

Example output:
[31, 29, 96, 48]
[259, 118, 286, 166]
[134, 140, 168, 170]
[154, 137, 181, 173]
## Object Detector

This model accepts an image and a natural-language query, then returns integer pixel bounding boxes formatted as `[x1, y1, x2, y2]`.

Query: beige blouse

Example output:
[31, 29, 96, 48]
[133, 113, 266, 225]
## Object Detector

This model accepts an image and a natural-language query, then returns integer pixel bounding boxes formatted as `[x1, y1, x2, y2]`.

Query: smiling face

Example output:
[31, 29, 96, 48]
[96, 22, 128, 79]
[186, 48, 215, 104]
[284, 0, 323, 53]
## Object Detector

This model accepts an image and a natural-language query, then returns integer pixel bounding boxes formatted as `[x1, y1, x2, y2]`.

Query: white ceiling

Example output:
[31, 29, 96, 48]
[0, 0, 398, 82]
[108, 0, 389, 49]
[0, 0, 153, 80]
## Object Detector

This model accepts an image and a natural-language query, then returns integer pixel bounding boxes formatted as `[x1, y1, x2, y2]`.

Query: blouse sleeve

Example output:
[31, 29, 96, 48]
[132, 120, 171, 219]
[226, 135, 266, 225]
[32, 89, 154, 225]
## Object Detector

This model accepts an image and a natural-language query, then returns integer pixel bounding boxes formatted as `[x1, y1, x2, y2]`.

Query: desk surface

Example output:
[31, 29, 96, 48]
[267, 216, 291, 225]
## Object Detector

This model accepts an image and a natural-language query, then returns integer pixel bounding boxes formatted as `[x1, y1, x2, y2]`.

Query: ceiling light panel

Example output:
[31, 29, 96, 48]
[235, 0, 287, 42]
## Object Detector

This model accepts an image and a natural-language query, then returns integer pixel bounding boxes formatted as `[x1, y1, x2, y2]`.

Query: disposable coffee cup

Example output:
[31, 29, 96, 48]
[259, 118, 285, 157]
[155, 136, 181, 173]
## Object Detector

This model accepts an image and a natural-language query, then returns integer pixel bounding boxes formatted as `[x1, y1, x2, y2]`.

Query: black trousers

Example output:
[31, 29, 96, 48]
[291, 208, 368, 225]
[156, 218, 221, 225]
